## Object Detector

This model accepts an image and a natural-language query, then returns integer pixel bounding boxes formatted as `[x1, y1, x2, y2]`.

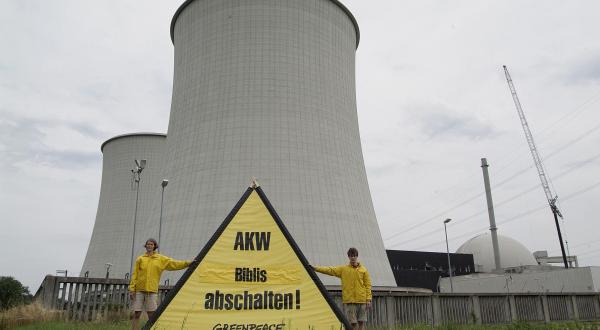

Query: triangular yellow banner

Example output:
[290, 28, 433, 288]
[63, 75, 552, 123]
[145, 187, 350, 329]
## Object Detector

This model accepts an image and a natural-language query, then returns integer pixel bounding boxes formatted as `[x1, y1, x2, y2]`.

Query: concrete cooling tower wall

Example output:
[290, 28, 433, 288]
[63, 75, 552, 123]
[151, 0, 396, 286]
[81, 133, 166, 278]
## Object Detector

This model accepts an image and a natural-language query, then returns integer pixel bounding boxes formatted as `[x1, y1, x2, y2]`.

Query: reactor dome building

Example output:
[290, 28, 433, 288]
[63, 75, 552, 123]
[81, 0, 396, 286]
[456, 233, 538, 273]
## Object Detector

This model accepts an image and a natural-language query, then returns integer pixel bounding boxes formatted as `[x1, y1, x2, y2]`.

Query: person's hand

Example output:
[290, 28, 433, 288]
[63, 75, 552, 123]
[366, 301, 371, 309]
[130, 292, 135, 301]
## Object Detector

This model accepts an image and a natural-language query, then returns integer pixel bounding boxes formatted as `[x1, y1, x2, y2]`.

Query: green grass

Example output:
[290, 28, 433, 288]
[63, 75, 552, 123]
[10, 320, 129, 329]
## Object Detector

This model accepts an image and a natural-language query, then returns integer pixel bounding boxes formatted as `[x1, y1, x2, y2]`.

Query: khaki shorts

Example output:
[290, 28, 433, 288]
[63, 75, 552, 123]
[132, 292, 158, 312]
[343, 303, 367, 323]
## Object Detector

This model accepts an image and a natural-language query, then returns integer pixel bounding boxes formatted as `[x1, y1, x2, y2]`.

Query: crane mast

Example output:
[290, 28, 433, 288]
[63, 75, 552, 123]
[503, 65, 569, 268]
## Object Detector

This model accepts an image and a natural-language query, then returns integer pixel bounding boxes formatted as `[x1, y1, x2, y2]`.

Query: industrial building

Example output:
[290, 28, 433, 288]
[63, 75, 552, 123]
[386, 250, 475, 292]
[81, 0, 396, 286]
[438, 233, 595, 293]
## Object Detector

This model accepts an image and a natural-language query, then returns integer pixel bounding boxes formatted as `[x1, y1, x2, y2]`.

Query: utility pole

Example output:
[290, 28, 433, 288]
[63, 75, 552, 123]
[503, 65, 568, 268]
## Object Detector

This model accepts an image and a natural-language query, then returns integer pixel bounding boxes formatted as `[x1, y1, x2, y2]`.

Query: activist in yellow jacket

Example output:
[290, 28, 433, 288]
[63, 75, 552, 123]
[129, 252, 191, 293]
[313, 263, 372, 303]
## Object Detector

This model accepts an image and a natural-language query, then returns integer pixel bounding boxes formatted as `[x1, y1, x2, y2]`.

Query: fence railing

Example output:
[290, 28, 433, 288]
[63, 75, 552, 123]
[35, 275, 600, 326]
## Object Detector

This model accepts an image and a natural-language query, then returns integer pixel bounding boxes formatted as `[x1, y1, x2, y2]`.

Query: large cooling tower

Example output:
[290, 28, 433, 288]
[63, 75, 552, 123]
[81, 133, 166, 278]
[152, 0, 396, 286]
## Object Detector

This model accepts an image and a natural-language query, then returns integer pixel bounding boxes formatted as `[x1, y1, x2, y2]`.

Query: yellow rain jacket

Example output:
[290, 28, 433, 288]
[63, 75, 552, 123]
[129, 253, 191, 293]
[314, 263, 372, 303]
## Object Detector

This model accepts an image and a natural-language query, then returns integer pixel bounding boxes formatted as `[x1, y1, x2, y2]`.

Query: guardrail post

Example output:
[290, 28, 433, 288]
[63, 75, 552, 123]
[385, 296, 395, 326]
[432, 295, 442, 326]
[508, 295, 518, 322]
[541, 295, 550, 323]
[471, 295, 481, 324]
[40, 276, 58, 308]
[571, 295, 579, 320]
[595, 294, 600, 320]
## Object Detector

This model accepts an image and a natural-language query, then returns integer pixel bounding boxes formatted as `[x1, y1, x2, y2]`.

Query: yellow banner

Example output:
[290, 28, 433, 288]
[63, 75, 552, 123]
[148, 188, 349, 329]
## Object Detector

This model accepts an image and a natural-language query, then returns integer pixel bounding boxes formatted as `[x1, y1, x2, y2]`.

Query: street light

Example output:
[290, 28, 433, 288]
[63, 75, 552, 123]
[130, 159, 146, 277]
[158, 179, 169, 251]
[105, 263, 113, 279]
[443, 218, 453, 293]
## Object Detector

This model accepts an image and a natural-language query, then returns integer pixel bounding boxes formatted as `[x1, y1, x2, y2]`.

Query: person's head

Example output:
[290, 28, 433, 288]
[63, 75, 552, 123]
[145, 238, 158, 253]
[347, 247, 359, 266]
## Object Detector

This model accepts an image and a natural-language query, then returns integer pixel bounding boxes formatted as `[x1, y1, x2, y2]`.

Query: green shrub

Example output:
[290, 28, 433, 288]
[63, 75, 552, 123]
[0, 277, 31, 311]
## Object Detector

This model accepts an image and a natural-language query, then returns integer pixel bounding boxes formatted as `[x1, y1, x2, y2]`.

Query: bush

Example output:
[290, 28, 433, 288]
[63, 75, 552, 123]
[0, 277, 31, 311]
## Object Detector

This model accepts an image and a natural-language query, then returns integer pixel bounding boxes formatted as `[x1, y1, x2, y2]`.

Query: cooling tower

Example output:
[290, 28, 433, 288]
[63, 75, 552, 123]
[81, 133, 166, 278]
[152, 0, 396, 286]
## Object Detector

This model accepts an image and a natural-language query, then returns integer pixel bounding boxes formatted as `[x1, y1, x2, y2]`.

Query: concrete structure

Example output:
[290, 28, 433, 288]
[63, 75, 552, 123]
[457, 233, 538, 273]
[535, 250, 579, 268]
[39, 274, 600, 324]
[81, 133, 166, 278]
[154, 0, 394, 286]
[440, 267, 600, 293]
[81, 0, 396, 286]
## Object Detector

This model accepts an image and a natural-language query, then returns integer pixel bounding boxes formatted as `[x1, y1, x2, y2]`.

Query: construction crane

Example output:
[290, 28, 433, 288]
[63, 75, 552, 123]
[503, 65, 569, 268]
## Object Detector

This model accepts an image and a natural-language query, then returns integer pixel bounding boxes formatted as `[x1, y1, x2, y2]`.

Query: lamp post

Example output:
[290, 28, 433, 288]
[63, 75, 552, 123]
[444, 218, 453, 293]
[129, 159, 146, 277]
[158, 179, 169, 250]
[105, 263, 113, 279]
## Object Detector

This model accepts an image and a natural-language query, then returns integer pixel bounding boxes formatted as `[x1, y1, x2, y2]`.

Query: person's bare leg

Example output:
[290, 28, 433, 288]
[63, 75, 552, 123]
[358, 321, 365, 330]
[146, 311, 154, 324]
[351, 323, 358, 330]
[132, 311, 142, 330]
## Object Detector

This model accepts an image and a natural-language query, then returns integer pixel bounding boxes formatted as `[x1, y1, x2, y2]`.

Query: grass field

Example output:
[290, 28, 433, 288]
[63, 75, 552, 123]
[8, 321, 129, 329]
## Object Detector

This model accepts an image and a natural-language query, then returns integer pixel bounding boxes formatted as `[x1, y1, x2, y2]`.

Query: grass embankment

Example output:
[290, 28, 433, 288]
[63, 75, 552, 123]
[0, 303, 62, 329]
[8, 321, 128, 329]
[0, 302, 130, 330]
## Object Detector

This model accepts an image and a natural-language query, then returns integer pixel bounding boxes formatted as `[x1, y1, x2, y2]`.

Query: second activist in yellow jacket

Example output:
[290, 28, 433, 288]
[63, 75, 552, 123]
[129, 251, 191, 293]
[313, 263, 372, 303]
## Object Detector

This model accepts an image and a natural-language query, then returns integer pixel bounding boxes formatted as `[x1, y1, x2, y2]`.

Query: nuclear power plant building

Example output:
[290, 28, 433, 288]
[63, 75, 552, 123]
[81, 0, 397, 286]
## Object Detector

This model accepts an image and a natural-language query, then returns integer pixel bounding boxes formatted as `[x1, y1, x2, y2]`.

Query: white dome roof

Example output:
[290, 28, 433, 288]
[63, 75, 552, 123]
[457, 233, 537, 273]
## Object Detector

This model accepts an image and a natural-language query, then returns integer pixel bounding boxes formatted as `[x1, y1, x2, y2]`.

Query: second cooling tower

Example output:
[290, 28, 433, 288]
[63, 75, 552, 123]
[81, 133, 166, 278]
[149, 0, 396, 286]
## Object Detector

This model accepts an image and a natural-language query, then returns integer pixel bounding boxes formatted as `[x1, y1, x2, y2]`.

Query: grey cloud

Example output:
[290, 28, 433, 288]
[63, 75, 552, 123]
[0, 117, 101, 171]
[562, 55, 600, 84]
[412, 105, 500, 141]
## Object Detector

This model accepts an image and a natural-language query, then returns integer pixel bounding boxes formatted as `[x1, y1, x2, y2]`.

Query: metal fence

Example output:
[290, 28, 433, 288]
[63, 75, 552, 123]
[35, 275, 600, 326]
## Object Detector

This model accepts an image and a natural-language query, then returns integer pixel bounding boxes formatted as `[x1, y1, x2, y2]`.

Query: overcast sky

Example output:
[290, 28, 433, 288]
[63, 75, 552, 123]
[1, 1, 599, 291]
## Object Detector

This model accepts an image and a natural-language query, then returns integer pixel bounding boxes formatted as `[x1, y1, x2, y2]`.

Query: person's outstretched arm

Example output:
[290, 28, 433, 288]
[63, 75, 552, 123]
[312, 265, 343, 278]
[162, 256, 192, 271]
